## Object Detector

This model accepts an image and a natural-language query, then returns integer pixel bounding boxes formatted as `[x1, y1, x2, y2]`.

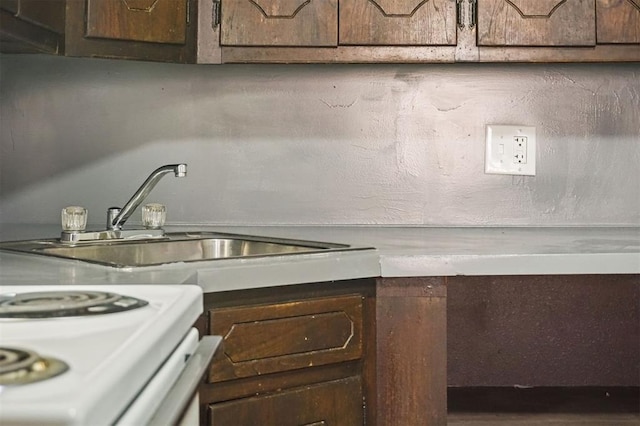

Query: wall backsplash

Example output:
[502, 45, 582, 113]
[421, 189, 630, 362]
[1, 55, 638, 226]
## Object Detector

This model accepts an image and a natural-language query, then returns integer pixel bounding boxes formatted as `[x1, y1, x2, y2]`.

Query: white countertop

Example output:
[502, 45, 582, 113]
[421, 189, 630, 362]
[1, 225, 638, 292]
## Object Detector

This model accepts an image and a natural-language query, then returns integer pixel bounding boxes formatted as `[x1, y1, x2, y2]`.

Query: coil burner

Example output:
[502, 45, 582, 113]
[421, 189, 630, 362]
[0, 290, 149, 318]
[0, 347, 69, 385]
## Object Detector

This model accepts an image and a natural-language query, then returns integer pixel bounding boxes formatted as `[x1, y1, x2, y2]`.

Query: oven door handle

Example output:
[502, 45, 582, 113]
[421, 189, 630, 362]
[148, 335, 222, 425]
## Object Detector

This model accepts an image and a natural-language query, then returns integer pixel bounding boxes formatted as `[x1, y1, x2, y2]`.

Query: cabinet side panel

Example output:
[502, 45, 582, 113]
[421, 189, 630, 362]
[376, 277, 447, 426]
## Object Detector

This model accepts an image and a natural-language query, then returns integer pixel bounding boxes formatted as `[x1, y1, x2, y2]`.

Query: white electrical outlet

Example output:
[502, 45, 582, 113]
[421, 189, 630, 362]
[485, 125, 536, 176]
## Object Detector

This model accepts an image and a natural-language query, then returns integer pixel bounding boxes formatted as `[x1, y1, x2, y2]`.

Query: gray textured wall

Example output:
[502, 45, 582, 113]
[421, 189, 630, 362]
[1, 55, 638, 226]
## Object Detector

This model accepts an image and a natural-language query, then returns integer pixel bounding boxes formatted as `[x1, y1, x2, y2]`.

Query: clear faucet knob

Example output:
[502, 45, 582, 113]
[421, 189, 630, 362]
[142, 203, 166, 229]
[61, 206, 88, 231]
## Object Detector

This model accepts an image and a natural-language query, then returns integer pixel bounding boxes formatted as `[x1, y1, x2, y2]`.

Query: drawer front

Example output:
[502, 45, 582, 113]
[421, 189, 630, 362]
[209, 295, 363, 382]
[208, 376, 363, 426]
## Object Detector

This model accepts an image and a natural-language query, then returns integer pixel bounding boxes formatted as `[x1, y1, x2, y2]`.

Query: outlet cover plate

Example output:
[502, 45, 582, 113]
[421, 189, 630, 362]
[485, 125, 536, 176]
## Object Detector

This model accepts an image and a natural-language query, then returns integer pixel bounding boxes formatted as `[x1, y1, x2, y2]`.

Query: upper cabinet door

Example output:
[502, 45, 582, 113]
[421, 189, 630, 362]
[477, 0, 596, 46]
[221, 0, 338, 46]
[0, 0, 65, 54]
[597, 0, 640, 43]
[85, 0, 187, 44]
[339, 0, 457, 45]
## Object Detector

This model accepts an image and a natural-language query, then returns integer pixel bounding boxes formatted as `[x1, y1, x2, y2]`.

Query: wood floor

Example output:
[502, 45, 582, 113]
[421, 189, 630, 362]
[448, 412, 639, 425]
[447, 387, 640, 425]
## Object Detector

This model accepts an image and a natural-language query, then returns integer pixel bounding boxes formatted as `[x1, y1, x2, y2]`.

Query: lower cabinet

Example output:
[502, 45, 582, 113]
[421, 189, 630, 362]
[199, 279, 376, 426]
[197, 274, 638, 425]
[209, 376, 363, 426]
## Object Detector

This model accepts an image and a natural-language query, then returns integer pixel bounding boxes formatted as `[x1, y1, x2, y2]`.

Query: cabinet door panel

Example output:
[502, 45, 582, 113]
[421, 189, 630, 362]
[477, 0, 596, 46]
[2, 0, 65, 33]
[340, 0, 457, 45]
[221, 0, 338, 46]
[0, 0, 65, 53]
[209, 295, 363, 382]
[208, 376, 363, 426]
[85, 0, 187, 44]
[597, 0, 640, 43]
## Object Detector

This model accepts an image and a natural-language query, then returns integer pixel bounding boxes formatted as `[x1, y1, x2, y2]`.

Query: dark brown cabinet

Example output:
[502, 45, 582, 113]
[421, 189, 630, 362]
[597, 0, 640, 43]
[476, 0, 596, 47]
[84, 0, 188, 45]
[209, 294, 364, 381]
[0, 0, 65, 53]
[2, 0, 639, 62]
[65, 0, 197, 62]
[220, 0, 338, 46]
[473, 0, 640, 61]
[1, 0, 196, 62]
[220, 0, 457, 47]
[339, 0, 457, 46]
[199, 280, 376, 426]
[210, 376, 363, 426]
[220, 0, 640, 62]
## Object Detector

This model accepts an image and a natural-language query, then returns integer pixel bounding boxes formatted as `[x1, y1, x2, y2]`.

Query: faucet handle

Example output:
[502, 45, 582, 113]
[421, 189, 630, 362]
[142, 203, 166, 229]
[61, 206, 88, 232]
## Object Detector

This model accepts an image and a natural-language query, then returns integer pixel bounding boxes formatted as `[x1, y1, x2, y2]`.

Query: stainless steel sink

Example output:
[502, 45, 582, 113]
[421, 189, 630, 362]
[0, 232, 368, 268]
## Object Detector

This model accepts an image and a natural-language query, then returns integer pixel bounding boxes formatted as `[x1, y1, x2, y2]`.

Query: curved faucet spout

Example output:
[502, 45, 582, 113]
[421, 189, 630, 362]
[109, 164, 187, 230]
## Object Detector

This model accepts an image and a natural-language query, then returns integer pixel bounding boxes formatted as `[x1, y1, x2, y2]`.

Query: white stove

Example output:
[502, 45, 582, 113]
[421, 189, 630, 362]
[0, 284, 218, 426]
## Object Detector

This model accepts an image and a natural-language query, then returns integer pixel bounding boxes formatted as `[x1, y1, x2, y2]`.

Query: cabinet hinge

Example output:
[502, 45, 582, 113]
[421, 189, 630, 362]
[468, 0, 477, 29]
[457, 0, 477, 29]
[186, 0, 190, 25]
[212, 0, 221, 28]
[456, 0, 465, 29]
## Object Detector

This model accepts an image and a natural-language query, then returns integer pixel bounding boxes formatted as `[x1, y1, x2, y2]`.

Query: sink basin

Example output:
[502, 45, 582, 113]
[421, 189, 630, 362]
[0, 232, 368, 268]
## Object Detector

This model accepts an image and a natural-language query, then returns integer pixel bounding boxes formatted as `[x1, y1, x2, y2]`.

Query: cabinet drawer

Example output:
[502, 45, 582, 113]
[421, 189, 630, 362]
[208, 376, 363, 426]
[209, 295, 363, 382]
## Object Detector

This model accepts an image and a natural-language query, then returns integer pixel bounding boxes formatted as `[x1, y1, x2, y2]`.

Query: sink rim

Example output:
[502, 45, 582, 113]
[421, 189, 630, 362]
[0, 231, 373, 268]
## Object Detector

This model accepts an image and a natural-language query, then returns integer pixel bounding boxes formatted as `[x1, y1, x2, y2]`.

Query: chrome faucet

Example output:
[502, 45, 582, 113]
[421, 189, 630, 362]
[108, 164, 187, 230]
[59, 163, 187, 244]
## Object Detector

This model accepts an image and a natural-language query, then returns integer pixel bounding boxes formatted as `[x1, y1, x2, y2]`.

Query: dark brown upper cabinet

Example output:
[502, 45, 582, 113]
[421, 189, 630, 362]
[219, 0, 640, 62]
[200, 281, 376, 426]
[220, 0, 456, 47]
[219, 0, 460, 62]
[0, 0, 65, 53]
[64, 0, 197, 62]
[597, 0, 640, 43]
[476, 0, 596, 46]
[2, 0, 639, 62]
[472, 0, 640, 62]
[85, 0, 187, 44]
[220, 0, 338, 46]
[339, 0, 457, 46]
